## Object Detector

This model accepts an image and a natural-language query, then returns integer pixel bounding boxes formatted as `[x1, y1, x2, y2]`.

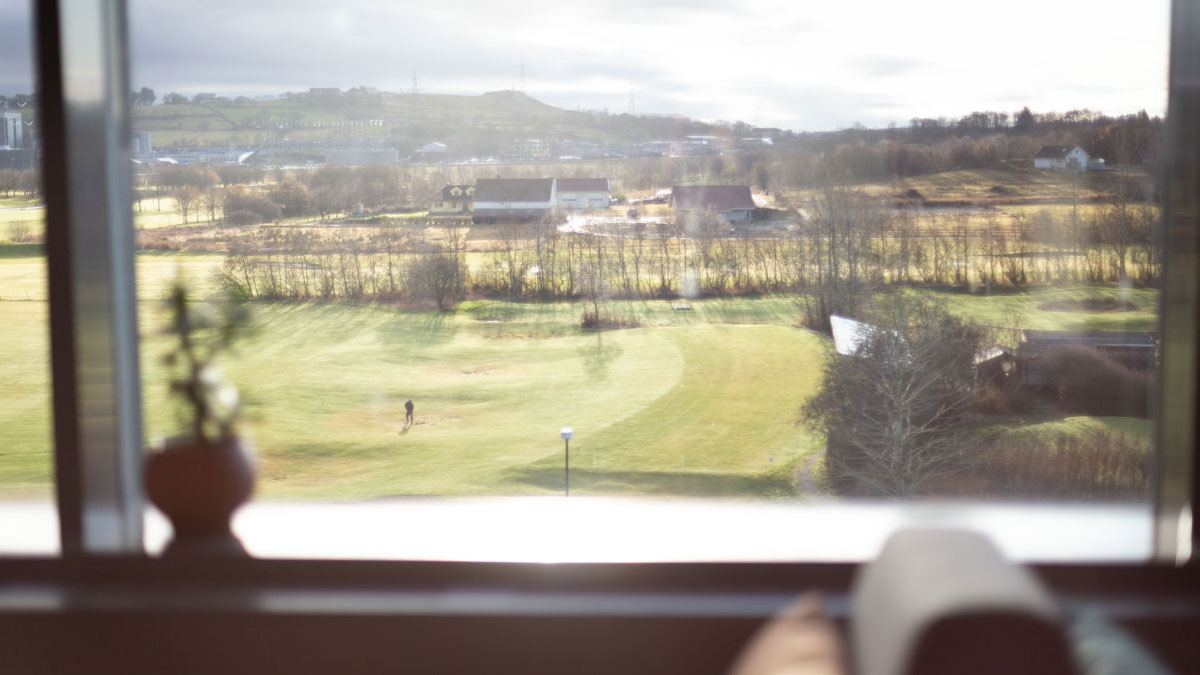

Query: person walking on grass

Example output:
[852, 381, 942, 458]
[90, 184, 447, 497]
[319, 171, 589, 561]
[405, 399, 414, 425]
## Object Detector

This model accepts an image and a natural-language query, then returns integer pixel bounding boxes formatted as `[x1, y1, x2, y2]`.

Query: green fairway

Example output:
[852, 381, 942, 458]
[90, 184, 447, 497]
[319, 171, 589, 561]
[136, 302, 826, 499]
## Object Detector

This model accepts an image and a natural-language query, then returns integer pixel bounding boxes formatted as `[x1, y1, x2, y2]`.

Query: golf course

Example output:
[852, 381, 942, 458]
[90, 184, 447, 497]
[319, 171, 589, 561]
[0, 244, 1159, 500]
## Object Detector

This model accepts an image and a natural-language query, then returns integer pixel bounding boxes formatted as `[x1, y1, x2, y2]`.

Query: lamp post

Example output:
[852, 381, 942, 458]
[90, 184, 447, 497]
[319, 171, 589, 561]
[561, 427, 573, 497]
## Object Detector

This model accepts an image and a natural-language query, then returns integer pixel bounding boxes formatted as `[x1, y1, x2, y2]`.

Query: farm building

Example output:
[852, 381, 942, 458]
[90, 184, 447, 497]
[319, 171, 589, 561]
[417, 141, 449, 155]
[671, 185, 755, 225]
[473, 178, 557, 223]
[429, 184, 474, 217]
[556, 178, 611, 210]
[1018, 329, 1157, 387]
[1033, 145, 1090, 171]
[974, 345, 1016, 384]
[830, 314, 871, 356]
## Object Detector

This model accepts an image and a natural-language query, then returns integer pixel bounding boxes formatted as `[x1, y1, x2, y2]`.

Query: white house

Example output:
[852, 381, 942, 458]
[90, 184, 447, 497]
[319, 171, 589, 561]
[473, 178, 556, 222]
[555, 178, 610, 210]
[1033, 145, 1090, 171]
[430, 184, 474, 217]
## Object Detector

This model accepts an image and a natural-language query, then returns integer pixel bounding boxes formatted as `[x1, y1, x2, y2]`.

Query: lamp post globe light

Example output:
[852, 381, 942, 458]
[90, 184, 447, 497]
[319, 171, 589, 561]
[561, 427, 573, 497]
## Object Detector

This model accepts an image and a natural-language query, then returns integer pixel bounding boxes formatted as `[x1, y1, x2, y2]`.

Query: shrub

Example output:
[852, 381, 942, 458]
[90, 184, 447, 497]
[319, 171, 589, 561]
[226, 210, 263, 226]
[224, 192, 282, 223]
[1038, 344, 1150, 417]
[974, 430, 1151, 500]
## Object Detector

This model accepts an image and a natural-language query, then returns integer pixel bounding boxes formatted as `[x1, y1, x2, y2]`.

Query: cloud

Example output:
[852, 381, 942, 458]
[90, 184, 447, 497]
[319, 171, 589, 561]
[849, 57, 926, 79]
[0, 4, 34, 95]
[0, 0, 1168, 130]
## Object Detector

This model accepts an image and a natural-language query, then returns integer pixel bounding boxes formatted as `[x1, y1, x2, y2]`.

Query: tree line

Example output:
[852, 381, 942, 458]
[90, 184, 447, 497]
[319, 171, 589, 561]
[215, 183, 1159, 324]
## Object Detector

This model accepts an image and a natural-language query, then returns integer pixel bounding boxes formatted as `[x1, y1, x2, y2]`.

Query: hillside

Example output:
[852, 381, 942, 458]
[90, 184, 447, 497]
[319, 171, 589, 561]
[131, 90, 723, 153]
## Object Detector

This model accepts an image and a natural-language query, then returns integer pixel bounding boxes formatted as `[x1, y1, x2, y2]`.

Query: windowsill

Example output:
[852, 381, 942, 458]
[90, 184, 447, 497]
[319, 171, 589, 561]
[1, 498, 1154, 563]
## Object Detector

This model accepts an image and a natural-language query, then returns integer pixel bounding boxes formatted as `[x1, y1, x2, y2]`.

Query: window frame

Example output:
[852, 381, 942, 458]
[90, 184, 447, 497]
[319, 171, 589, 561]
[18, 0, 1200, 562]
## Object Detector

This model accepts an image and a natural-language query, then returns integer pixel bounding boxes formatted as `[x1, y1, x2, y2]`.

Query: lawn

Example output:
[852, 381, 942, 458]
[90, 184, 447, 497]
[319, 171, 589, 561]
[0, 249, 1161, 500]
[0, 266, 830, 499]
[137, 307, 825, 499]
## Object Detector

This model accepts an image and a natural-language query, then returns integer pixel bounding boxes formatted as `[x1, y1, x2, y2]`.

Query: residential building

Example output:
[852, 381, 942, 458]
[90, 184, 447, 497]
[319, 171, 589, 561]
[430, 184, 475, 217]
[671, 185, 755, 224]
[555, 178, 610, 210]
[473, 178, 556, 222]
[1, 111, 23, 149]
[1033, 145, 1090, 171]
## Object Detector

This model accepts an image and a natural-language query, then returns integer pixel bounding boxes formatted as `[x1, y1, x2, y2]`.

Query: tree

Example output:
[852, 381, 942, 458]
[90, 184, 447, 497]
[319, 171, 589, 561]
[163, 92, 187, 105]
[408, 247, 465, 310]
[1014, 106, 1035, 133]
[803, 297, 985, 496]
[173, 186, 200, 224]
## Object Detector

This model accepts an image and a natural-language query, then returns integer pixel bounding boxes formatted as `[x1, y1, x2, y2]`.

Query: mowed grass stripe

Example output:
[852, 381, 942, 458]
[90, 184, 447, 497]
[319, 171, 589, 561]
[0, 301, 52, 493]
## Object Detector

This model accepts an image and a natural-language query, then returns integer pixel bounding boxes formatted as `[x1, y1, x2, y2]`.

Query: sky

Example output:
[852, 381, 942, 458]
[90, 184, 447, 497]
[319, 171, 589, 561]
[0, 0, 1171, 131]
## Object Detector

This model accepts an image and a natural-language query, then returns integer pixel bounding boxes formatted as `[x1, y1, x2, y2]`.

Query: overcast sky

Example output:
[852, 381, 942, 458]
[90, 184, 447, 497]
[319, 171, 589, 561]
[0, 0, 1171, 131]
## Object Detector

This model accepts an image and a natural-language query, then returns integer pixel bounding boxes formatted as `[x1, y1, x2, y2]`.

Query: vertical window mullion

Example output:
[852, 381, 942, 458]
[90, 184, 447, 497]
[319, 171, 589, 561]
[37, 0, 144, 556]
[1156, 0, 1200, 562]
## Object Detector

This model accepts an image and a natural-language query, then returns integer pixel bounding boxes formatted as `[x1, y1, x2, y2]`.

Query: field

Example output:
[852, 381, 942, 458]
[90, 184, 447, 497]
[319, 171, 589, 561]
[0, 243, 1159, 500]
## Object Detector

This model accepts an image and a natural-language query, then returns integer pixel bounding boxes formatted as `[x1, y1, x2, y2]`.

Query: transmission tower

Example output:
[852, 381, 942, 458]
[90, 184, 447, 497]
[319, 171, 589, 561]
[628, 80, 636, 115]
[412, 71, 418, 95]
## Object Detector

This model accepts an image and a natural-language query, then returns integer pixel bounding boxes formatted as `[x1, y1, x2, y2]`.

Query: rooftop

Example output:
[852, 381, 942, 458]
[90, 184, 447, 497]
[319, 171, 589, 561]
[556, 178, 610, 192]
[475, 178, 555, 202]
[671, 185, 755, 212]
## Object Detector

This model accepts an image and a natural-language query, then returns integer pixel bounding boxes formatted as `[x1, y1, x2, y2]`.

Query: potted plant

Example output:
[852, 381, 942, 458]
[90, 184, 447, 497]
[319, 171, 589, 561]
[144, 281, 255, 556]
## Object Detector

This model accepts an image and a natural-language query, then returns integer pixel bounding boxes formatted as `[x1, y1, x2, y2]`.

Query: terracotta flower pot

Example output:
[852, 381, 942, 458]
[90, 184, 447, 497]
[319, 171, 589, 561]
[144, 436, 256, 555]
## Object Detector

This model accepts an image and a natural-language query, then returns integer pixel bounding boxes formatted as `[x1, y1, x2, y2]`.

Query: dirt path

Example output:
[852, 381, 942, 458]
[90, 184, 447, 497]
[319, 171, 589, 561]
[793, 448, 827, 499]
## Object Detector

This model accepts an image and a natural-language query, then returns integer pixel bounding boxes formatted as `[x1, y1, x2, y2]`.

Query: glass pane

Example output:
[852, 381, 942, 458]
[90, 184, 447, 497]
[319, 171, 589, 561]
[126, 0, 1171, 559]
[0, 0, 57, 554]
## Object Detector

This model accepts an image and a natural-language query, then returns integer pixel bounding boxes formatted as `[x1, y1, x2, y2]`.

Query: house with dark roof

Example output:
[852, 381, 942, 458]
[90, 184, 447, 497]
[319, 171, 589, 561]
[473, 178, 557, 223]
[671, 185, 755, 225]
[430, 184, 474, 217]
[556, 178, 610, 210]
[1018, 329, 1156, 387]
[1033, 145, 1090, 171]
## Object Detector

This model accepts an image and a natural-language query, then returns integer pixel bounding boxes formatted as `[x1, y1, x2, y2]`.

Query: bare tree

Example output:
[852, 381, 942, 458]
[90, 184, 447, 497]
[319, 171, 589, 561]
[803, 297, 985, 496]
[173, 186, 200, 224]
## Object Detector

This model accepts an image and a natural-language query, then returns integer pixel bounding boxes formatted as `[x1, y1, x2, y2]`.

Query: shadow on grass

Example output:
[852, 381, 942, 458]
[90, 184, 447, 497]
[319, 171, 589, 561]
[503, 463, 798, 498]
[0, 243, 43, 258]
[579, 332, 621, 381]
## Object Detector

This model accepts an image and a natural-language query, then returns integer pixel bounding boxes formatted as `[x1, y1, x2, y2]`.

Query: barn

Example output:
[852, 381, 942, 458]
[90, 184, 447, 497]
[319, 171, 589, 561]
[556, 178, 610, 210]
[671, 185, 755, 225]
[472, 178, 557, 223]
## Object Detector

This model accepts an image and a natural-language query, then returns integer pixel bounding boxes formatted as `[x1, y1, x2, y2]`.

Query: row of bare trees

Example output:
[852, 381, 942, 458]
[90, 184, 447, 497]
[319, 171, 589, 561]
[0, 168, 39, 198]
[218, 189, 1159, 315]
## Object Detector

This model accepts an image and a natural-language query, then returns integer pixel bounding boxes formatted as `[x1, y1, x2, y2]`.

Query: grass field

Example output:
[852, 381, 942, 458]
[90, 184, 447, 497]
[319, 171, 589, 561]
[0, 248, 1160, 500]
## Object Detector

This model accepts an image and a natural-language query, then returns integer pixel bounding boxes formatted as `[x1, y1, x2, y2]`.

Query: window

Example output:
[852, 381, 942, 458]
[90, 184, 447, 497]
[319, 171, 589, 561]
[0, 0, 54, 555]
[2, 0, 1196, 563]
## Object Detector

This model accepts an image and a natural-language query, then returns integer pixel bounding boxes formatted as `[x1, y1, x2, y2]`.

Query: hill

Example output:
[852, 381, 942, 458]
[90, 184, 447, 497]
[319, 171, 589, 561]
[131, 89, 725, 153]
